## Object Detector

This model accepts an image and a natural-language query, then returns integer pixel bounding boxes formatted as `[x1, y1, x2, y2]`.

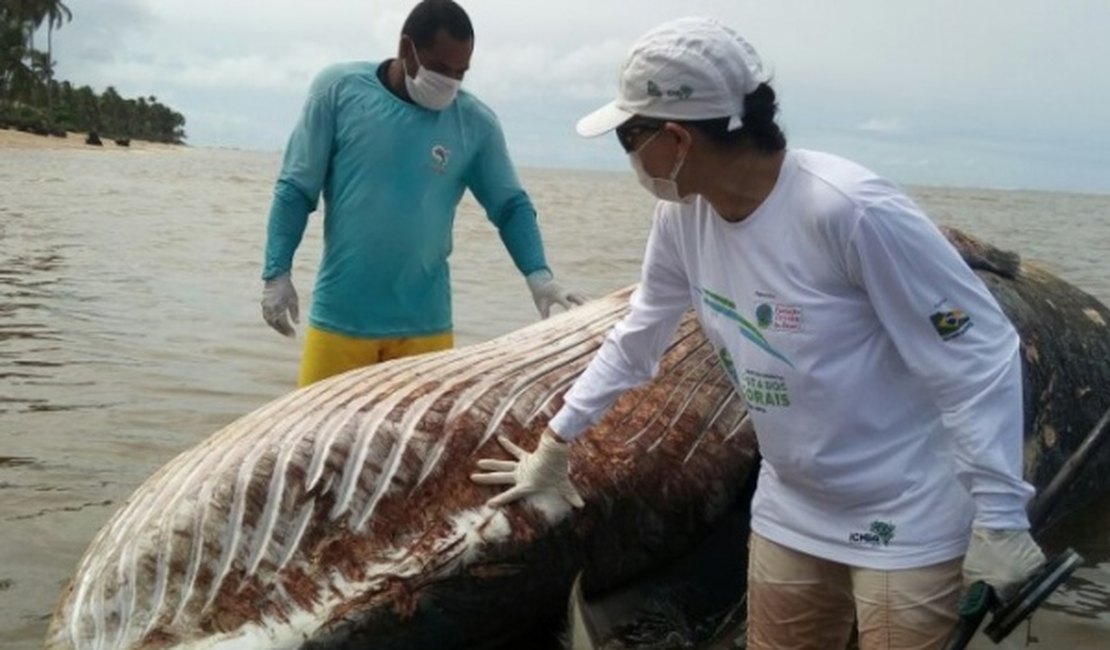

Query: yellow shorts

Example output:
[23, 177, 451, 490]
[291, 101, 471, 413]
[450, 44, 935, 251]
[298, 326, 454, 387]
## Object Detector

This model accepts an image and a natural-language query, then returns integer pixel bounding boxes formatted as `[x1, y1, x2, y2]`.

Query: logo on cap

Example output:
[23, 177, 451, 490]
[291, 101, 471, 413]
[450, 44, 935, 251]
[646, 80, 693, 100]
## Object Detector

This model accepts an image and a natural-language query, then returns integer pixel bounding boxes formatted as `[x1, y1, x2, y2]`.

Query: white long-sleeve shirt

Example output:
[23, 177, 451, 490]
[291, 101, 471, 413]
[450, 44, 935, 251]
[550, 150, 1034, 569]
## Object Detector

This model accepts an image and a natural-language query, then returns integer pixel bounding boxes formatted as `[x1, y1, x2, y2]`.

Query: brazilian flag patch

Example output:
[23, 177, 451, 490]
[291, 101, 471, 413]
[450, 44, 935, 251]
[930, 309, 972, 340]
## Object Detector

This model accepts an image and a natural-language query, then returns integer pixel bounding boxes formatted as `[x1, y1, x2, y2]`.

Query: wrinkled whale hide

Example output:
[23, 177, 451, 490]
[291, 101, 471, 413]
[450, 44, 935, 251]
[47, 284, 758, 649]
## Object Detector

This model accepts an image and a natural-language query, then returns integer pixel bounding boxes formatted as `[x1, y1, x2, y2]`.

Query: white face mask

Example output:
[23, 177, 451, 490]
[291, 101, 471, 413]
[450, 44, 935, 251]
[403, 45, 461, 111]
[629, 131, 692, 203]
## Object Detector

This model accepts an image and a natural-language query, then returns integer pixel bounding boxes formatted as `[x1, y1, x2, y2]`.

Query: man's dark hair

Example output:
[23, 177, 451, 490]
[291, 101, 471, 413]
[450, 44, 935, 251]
[402, 0, 474, 48]
[683, 83, 786, 153]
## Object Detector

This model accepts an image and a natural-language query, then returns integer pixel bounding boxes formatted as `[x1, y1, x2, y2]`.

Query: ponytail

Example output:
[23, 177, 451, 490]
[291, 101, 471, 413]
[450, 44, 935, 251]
[679, 83, 786, 153]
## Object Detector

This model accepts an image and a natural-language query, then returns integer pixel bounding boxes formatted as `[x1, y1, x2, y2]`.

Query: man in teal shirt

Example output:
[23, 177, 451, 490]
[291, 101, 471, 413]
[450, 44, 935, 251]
[261, 0, 584, 386]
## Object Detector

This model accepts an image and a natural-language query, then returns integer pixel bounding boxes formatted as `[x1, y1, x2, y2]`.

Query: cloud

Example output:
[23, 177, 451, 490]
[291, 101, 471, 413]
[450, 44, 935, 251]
[857, 117, 908, 135]
[173, 51, 334, 92]
[37, 0, 1110, 192]
[467, 38, 627, 103]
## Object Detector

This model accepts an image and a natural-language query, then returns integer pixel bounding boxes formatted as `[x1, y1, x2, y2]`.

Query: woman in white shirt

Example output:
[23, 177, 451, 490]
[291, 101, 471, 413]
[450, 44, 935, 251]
[471, 16, 1045, 649]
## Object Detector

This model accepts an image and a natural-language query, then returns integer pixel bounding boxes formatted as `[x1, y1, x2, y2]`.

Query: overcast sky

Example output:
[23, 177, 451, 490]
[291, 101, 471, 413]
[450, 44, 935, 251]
[45, 0, 1110, 193]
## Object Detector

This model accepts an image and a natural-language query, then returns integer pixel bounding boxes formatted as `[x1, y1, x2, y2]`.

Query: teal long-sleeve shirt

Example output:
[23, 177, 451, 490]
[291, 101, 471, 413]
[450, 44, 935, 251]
[263, 61, 549, 338]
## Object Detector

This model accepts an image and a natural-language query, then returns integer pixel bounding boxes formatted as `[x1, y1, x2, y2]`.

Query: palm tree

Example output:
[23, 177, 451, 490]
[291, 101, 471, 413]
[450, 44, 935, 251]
[7, 0, 47, 61]
[1, 1, 45, 104]
[1, 1, 69, 114]
[1, 15, 30, 99]
[73, 83, 98, 129]
[42, 1, 71, 124]
[1, 3, 188, 142]
[43, 1, 70, 59]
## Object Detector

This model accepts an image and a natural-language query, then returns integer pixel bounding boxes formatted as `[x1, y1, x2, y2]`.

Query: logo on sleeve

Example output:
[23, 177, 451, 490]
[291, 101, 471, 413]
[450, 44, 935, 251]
[930, 308, 972, 341]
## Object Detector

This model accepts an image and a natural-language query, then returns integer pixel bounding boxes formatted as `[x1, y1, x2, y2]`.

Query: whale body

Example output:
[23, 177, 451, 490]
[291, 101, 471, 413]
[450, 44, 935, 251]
[48, 227, 1110, 649]
[47, 286, 757, 649]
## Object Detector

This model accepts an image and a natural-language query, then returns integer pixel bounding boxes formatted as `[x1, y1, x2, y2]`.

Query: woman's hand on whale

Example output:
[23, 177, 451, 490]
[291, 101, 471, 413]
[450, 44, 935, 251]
[471, 429, 584, 509]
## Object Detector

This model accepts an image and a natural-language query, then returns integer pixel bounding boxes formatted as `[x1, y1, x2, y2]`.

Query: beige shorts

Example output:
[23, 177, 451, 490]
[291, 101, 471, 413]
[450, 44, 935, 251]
[747, 532, 962, 650]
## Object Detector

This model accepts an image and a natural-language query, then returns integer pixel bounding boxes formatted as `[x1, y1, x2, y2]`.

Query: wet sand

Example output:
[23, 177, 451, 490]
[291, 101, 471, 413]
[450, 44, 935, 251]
[0, 127, 183, 152]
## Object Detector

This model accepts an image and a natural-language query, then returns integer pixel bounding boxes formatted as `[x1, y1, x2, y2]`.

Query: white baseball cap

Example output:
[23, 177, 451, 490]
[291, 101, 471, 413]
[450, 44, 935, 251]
[577, 17, 769, 138]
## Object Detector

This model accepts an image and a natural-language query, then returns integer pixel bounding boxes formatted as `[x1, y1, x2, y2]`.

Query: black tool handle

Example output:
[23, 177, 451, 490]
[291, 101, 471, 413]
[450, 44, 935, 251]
[1028, 406, 1110, 532]
[942, 405, 1108, 649]
[943, 580, 996, 650]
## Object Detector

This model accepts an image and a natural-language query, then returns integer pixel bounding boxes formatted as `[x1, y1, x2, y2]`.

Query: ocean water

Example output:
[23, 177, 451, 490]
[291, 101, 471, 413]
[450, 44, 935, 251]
[0, 146, 1107, 648]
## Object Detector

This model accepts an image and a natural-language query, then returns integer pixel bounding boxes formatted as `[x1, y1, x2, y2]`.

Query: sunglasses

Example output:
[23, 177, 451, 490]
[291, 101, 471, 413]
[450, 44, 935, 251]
[616, 119, 666, 153]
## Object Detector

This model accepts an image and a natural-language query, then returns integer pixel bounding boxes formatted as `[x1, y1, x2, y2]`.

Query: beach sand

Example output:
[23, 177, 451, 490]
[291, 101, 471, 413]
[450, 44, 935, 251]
[0, 127, 183, 152]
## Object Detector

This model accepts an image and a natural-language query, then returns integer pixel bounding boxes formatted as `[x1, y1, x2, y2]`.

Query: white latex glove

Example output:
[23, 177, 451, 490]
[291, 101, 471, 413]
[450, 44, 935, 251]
[526, 270, 587, 319]
[471, 433, 585, 508]
[261, 273, 299, 338]
[962, 528, 1046, 601]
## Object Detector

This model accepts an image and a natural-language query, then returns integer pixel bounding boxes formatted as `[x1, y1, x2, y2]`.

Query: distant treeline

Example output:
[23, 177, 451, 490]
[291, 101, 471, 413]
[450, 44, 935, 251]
[1, 1, 187, 144]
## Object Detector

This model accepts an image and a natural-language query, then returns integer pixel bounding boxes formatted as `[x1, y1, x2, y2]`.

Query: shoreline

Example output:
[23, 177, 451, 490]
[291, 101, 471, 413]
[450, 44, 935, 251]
[0, 128, 184, 152]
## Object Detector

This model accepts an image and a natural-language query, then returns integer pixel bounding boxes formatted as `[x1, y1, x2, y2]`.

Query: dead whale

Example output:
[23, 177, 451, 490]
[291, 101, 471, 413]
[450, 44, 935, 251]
[47, 227, 1109, 650]
[46, 286, 758, 649]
